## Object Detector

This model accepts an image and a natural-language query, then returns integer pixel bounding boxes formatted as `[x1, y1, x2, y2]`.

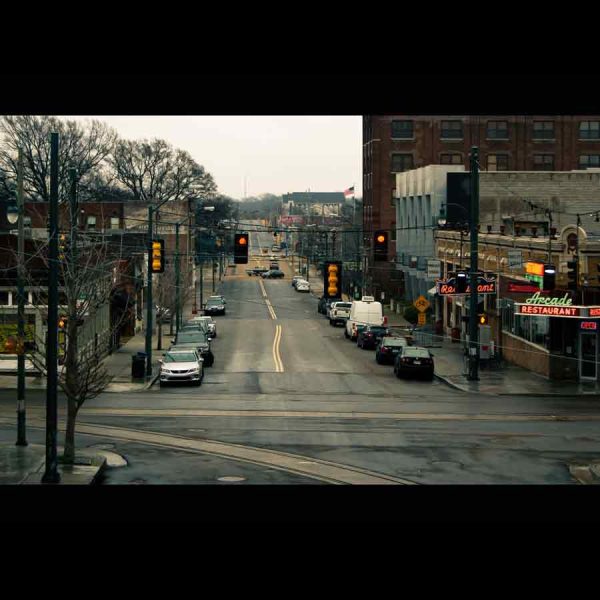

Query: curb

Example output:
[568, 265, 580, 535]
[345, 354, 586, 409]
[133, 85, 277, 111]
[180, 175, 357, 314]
[145, 372, 160, 390]
[434, 373, 470, 392]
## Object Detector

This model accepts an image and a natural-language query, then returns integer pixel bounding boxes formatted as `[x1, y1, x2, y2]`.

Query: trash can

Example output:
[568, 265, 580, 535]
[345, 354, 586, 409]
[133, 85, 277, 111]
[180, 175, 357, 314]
[131, 352, 147, 378]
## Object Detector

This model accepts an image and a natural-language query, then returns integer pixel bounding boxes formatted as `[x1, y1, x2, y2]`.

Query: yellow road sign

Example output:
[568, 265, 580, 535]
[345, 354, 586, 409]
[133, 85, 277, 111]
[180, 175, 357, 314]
[414, 295, 430, 312]
[417, 312, 427, 325]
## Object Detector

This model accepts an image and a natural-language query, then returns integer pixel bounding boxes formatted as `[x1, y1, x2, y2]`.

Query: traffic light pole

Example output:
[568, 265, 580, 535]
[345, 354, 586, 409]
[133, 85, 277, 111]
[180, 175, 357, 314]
[467, 147, 480, 382]
[175, 221, 180, 335]
[145, 206, 154, 377]
[16, 149, 27, 447]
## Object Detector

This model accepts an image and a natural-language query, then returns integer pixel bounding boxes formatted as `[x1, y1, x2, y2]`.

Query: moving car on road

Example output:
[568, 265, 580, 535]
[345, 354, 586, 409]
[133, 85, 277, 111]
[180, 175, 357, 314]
[261, 269, 284, 279]
[171, 331, 214, 367]
[247, 267, 269, 276]
[204, 297, 226, 316]
[357, 325, 391, 349]
[375, 336, 408, 364]
[159, 349, 204, 387]
[393, 346, 434, 380]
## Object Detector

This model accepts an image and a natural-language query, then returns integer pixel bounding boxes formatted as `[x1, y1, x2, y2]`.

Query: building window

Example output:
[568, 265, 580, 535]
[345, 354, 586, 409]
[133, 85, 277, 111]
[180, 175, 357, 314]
[440, 153, 462, 165]
[487, 120, 509, 139]
[391, 153, 414, 173]
[579, 154, 600, 169]
[391, 120, 414, 139]
[579, 121, 600, 140]
[533, 154, 554, 170]
[110, 216, 120, 229]
[533, 120, 554, 140]
[487, 154, 509, 171]
[86, 215, 97, 230]
[441, 120, 463, 139]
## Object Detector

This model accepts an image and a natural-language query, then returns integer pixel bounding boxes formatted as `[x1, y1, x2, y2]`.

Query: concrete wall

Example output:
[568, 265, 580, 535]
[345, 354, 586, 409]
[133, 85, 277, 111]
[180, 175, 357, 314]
[501, 331, 550, 378]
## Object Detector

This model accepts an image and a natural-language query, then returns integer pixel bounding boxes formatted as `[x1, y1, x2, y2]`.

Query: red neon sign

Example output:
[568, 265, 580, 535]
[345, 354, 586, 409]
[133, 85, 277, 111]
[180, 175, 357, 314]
[581, 321, 598, 330]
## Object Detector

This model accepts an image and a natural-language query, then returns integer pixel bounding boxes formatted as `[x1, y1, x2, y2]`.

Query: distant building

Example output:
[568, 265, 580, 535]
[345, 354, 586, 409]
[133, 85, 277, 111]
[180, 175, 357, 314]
[282, 192, 345, 217]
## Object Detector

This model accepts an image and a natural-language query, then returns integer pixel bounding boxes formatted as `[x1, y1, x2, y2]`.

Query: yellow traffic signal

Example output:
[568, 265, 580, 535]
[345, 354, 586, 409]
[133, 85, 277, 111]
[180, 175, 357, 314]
[151, 240, 165, 273]
[58, 317, 66, 329]
[323, 261, 342, 299]
[479, 314, 488, 325]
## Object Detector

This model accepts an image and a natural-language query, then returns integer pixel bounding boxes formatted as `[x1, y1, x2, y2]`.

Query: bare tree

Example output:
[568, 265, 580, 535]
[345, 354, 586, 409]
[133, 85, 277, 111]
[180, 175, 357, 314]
[110, 138, 217, 204]
[25, 228, 132, 463]
[0, 116, 118, 202]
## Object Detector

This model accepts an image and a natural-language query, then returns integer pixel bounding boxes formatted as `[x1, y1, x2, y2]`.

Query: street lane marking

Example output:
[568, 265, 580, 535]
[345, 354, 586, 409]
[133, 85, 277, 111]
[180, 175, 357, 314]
[259, 277, 277, 319]
[272, 324, 284, 372]
[0, 417, 414, 485]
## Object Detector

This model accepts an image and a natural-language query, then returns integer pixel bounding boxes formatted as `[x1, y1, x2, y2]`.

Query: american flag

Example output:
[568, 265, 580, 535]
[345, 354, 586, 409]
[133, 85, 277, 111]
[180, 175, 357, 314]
[344, 186, 355, 199]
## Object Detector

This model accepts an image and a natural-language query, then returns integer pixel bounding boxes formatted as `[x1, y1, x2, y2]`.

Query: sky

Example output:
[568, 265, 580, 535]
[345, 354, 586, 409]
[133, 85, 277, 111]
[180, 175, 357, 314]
[64, 116, 362, 200]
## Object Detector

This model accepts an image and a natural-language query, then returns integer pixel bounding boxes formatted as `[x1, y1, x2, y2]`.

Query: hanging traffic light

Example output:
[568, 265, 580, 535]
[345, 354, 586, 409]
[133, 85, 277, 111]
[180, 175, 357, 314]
[323, 261, 342, 299]
[567, 259, 578, 291]
[373, 230, 388, 262]
[543, 264, 556, 291]
[455, 270, 468, 294]
[151, 239, 165, 273]
[234, 233, 249, 264]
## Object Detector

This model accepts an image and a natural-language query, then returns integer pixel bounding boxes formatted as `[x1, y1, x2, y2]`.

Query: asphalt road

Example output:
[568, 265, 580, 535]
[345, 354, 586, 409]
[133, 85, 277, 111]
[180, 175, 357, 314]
[3, 227, 600, 485]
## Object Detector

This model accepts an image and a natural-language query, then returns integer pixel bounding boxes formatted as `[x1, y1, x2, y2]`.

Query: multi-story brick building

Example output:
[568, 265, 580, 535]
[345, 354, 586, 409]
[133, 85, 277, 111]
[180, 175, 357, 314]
[363, 115, 600, 298]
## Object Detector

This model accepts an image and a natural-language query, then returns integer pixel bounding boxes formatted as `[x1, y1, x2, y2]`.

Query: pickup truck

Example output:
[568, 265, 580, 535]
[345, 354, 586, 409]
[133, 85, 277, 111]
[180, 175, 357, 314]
[329, 301, 352, 326]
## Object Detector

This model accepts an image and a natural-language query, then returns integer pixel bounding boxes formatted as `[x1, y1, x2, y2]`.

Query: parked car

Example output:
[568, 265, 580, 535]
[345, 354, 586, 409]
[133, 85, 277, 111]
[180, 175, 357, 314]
[296, 280, 310, 292]
[375, 336, 409, 364]
[357, 325, 391, 349]
[346, 321, 368, 342]
[328, 301, 352, 326]
[204, 297, 226, 316]
[159, 349, 204, 387]
[156, 305, 171, 323]
[208, 295, 226, 305]
[247, 267, 268, 276]
[186, 316, 216, 338]
[393, 346, 434, 380]
[261, 269, 284, 279]
[318, 296, 334, 315]
[171, 330, 214, 367]
[292, 275, 304, 288]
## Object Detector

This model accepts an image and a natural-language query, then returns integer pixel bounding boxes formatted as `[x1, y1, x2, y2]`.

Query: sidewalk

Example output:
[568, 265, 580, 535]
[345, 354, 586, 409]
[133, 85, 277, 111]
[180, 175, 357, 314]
[0, 442, 108, 485]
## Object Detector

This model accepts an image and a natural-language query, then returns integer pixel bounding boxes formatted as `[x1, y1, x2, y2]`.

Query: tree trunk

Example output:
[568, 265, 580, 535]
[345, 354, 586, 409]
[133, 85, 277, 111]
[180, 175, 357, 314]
[63, 397, 78, 463]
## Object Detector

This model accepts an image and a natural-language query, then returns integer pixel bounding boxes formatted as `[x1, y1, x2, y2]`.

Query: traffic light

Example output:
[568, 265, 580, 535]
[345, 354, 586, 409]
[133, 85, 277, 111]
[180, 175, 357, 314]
[455, 270, 468, 294]
[59, 233, 68, 261]
[234, 233, 249, 264]
[543, 264, 556, 291]
[478, 313, 489, 325]
[567, 259, 578, 291]
[151, 239, 165, 273]
[373, 230, 388, 262]
[58, 316, 67, 365]
[323, 261, 342, 299]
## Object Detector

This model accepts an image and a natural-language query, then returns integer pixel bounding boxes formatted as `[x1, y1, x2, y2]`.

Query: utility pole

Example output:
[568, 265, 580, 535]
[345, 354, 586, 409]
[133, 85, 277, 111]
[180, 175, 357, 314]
[467, 146, 480, 382]
[199, 260, 204, 310]
[42, 132, 60, 484]
[212, 256, 216, 293]
[16, 149, 27, 447]
[175, 222, 181, 334]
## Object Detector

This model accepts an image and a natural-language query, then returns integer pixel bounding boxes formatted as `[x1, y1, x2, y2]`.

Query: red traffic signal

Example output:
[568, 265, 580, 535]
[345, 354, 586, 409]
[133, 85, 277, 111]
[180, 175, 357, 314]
[374, 230, 388, 262]
[234, 233, 249, 264]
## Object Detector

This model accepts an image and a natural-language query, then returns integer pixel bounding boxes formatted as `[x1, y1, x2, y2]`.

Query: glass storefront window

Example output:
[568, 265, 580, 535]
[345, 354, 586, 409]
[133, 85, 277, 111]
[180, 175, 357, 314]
[503, 300, 549, 347]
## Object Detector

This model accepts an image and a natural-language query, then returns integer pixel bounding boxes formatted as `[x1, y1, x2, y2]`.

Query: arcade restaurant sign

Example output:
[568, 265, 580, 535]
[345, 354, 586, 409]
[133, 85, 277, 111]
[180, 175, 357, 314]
[516, 292, 600, 318]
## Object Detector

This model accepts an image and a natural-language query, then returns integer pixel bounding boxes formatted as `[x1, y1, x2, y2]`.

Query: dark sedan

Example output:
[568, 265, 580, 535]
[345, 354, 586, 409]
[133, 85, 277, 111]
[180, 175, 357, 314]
[393, 346, 434, 380]
[357, 325, 391, 349]
[318, 297, 334, 315]
[375, 336, 408, 364]
[204, 298, 226, 316]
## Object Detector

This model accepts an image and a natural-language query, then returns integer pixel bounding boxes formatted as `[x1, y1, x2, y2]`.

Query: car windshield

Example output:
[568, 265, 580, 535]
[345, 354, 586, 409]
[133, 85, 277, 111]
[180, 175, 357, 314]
[176, 332, 207, 343]
[382, 337, 407, 347]
[164, 352, 198, 363]
[403, 347, 431, 358]
[206, 299, 222, 306]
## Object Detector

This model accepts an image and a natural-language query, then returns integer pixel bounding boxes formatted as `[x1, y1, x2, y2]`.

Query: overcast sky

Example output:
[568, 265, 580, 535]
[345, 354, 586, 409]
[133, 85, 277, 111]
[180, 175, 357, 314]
[64, 116, 362, 199]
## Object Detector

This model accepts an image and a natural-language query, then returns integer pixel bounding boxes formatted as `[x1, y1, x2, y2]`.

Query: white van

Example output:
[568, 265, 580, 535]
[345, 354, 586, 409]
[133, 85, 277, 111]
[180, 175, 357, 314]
[345, 296, 385, 340]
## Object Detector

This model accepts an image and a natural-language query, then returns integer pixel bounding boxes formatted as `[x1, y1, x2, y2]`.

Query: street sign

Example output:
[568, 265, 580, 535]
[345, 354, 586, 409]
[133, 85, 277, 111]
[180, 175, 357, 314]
[508, 250, 522, 270]
[427, 259, 441, 279]
[417, 312, 426, 325]
[414, 295, 430, 312]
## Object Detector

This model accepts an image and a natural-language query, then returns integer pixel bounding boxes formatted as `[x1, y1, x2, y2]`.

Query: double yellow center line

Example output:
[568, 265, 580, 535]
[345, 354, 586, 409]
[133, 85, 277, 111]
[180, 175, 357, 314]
[258, 277, 284, 372]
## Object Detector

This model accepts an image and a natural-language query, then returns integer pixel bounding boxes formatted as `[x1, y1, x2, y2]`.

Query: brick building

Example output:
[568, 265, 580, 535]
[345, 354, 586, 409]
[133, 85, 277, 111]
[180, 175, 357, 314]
[363, 115, 600, 298]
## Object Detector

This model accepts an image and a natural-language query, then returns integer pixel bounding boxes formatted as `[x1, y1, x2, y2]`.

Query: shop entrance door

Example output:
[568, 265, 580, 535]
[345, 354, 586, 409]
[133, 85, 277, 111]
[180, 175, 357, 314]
[580, 332, 597, 380]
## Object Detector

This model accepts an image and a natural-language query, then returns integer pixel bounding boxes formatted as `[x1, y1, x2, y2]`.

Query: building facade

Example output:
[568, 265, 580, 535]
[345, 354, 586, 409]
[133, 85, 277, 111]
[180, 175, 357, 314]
[365, 114, 600, 298]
